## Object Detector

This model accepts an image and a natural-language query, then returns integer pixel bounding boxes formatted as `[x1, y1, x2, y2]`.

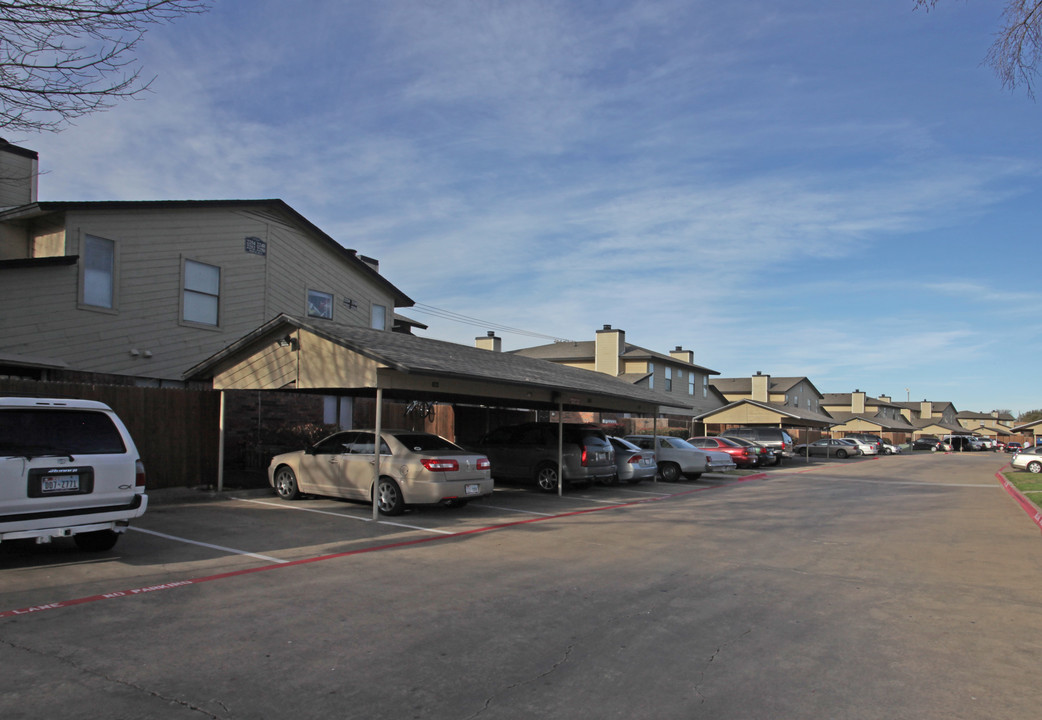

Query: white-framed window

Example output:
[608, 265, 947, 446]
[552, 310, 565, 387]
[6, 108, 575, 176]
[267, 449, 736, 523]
[648, 362, 654, 390]
[665, 367, 673, 392]
[183, 259, 220, 326]
[82, 234, 115, 309]
[371, 303, 387, 330]
[308, 289, 333, 319]
[702, 376, 708, 398]
[688, 375, 695, 395]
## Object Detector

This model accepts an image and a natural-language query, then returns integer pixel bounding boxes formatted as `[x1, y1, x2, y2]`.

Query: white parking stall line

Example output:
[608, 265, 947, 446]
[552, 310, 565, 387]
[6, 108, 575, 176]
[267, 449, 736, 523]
[377, 520, 456, 535]
[237, 497, 462, 535]
[478, 504, 555, 516]
[556, 495, 631, 505]
[237, 498, 372, 521]
[130, 527, 288, 564]
[612, 487, 674, 496]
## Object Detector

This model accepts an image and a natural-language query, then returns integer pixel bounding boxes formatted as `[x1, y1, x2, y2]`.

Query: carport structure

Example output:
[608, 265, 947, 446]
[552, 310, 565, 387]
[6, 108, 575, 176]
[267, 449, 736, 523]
[186, 315, 688, 514]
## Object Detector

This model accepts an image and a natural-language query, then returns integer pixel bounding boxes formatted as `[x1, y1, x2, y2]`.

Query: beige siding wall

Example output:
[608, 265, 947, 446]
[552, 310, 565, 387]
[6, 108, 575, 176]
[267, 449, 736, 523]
[704, 404, 784, 424]
[298, 332, 378, 389]
[1, 205, 399, 382]
[215, 342, 299, 390]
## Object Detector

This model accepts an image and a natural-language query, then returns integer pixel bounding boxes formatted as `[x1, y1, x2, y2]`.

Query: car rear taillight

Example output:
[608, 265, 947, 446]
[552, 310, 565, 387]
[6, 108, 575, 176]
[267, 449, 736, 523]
[581, 447, 588, 466]
[135, 459, 146, 488]
[627, 453, 643, 465]
[421, 458, 459, 472]
[477, 458, 490, 471]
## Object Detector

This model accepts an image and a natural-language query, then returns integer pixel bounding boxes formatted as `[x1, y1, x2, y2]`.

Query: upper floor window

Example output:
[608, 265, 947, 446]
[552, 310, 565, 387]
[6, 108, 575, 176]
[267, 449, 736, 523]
[308, 289, 333, 319]
[665, 367, 673, 392]
[702, 376, 708, 398]
[371, 303, 387, 330]
[648, 362, 654, 390]
[183, 259, 220, 326]
[83, 235, 115, 309]
[688, 375, 695, 395]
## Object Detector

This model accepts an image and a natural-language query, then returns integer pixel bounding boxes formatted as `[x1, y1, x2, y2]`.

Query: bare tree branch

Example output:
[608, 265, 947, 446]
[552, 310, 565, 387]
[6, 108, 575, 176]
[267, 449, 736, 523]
[914, 0, 1042, 98]
[0, 1, 209, 133]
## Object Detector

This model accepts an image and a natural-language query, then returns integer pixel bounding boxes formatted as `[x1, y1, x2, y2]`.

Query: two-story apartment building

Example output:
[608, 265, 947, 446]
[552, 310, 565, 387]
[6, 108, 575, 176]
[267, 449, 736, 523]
[892, 400, 963, 439]
[696, 372, 834, 441]
[954, 410, 1015, 444]
[0, 143, 413, 385]
[507, 324, 725, 430]
[820, 391, 917, 444]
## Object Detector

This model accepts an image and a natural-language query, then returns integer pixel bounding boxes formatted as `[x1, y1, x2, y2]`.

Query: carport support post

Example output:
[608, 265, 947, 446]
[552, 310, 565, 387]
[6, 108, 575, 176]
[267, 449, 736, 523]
[217, 390, 226, 492]
[557, 400, 564, 497]
[652, 415, 658, 484]
[372, 387, 383, 521]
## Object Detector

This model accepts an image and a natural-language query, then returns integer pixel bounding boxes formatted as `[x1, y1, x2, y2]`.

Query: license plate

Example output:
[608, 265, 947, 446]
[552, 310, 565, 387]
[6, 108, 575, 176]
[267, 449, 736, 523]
[465, 484, 480, 495]
[41, 475, 80, 493]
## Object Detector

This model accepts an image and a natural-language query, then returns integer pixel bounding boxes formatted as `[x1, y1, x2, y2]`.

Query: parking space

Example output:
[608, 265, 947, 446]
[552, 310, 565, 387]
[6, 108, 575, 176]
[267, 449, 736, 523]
[0, 472, 755, 615]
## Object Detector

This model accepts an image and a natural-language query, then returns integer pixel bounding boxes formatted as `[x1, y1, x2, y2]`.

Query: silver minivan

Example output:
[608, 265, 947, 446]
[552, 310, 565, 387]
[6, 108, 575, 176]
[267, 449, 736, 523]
[0, 397, 148, 551]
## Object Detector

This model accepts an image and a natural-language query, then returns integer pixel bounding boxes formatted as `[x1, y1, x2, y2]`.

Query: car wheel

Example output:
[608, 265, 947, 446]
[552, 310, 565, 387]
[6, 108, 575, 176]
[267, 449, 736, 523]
[1028, 461, 1042, 474]
[73, 529, 120, 552]
[375, 477, 405, 515]
[273, 466, 300, 500]
[659, 462, 681, 482]
[836, 449, 848, 459]
[534, 463, 560, 492]
[442, 498, 469, 508]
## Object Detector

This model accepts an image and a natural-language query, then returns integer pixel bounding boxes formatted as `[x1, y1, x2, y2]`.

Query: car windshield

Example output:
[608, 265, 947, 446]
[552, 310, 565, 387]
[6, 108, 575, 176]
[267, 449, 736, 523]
[662, 438, 697, 450]
[392, 433, 461, 452]
[0, 409, 126, 456]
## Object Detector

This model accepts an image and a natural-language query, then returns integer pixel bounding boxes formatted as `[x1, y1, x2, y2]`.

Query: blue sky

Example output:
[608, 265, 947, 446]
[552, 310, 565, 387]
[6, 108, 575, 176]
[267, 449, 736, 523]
[14, 1, 1041, 416]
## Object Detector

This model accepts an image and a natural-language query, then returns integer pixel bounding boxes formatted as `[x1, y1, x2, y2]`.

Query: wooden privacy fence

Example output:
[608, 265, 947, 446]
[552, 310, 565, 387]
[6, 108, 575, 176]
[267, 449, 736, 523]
[0, 379, 220, 490]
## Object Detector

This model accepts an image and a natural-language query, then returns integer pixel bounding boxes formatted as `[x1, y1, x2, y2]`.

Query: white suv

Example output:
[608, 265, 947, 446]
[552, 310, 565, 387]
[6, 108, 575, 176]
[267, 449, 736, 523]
[1, 397, 148, 551]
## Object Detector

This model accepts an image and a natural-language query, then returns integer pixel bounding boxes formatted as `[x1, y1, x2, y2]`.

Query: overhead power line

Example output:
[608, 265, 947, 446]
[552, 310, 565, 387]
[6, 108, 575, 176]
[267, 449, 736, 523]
[409, 303, 573, 343]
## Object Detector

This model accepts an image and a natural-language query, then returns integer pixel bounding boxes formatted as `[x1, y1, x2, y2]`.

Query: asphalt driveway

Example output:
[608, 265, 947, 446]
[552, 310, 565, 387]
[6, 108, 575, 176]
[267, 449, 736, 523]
[2, 453, 1040, 719]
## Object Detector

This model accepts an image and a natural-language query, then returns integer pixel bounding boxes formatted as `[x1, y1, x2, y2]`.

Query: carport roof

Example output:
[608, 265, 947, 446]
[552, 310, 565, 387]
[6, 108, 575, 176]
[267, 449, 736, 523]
[693, 399, 836, 428]
[184, 314, 688, 413]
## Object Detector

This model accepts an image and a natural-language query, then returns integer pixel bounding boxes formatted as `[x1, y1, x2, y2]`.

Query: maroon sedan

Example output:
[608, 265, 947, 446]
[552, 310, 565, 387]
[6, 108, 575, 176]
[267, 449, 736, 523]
[687, 436, 760, 468]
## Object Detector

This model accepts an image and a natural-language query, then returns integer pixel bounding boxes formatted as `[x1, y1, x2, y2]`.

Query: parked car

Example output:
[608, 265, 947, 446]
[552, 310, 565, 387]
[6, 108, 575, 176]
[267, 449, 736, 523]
[844, 433, 885, 454]
[794, 438, 860, 458]
[0, 397, 148, 551]
[624, 435, 710, 481]
[269, 430, 493, 514]
[720, 436, 773, 467]
[471, 422, 615, 492]
[687, 436, 759, 468]
[1011, 445, 1042, 473]
[945, 435, 982, 452]
[607, 436, 657, 484]
[841, 437, 878, 456]
[1006, 442, 1023, 454]
[882, 442, 902, 455]
[913, 437, 953, 452]
[724, 427, 794, 465]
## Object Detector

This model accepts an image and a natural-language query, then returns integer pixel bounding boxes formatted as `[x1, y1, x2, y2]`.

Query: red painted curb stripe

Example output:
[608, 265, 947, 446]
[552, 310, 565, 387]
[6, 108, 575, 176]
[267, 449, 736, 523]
[996, 468, 1042, 533]
[1, 475, 768, 619]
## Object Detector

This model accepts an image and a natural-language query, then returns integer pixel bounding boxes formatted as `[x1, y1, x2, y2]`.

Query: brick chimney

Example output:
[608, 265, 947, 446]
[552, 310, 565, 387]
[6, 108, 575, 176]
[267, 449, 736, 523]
[0, 138, 38, 210]
[751, 371, 769, 402]
[669, 345, 693, 364]
[475, 331, 501, 352]
[595, 325, 625, 376]
[852, 390, 866, 414]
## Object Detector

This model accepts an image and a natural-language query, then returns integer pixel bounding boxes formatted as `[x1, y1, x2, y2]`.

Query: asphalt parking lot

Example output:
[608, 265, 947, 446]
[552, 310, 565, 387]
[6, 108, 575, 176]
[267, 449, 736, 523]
[3, 452, 1041, 719]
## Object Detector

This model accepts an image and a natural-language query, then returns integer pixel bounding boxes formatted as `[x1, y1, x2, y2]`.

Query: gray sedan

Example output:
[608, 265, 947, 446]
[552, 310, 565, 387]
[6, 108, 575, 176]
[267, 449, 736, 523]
[607, 436, 658, 484]
[795, 439, 861, 459]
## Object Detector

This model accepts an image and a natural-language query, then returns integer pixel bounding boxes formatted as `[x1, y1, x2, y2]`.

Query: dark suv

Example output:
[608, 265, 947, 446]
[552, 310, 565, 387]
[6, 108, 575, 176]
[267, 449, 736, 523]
[471, 422, 615, 491]
[723, 427, 794, 465]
